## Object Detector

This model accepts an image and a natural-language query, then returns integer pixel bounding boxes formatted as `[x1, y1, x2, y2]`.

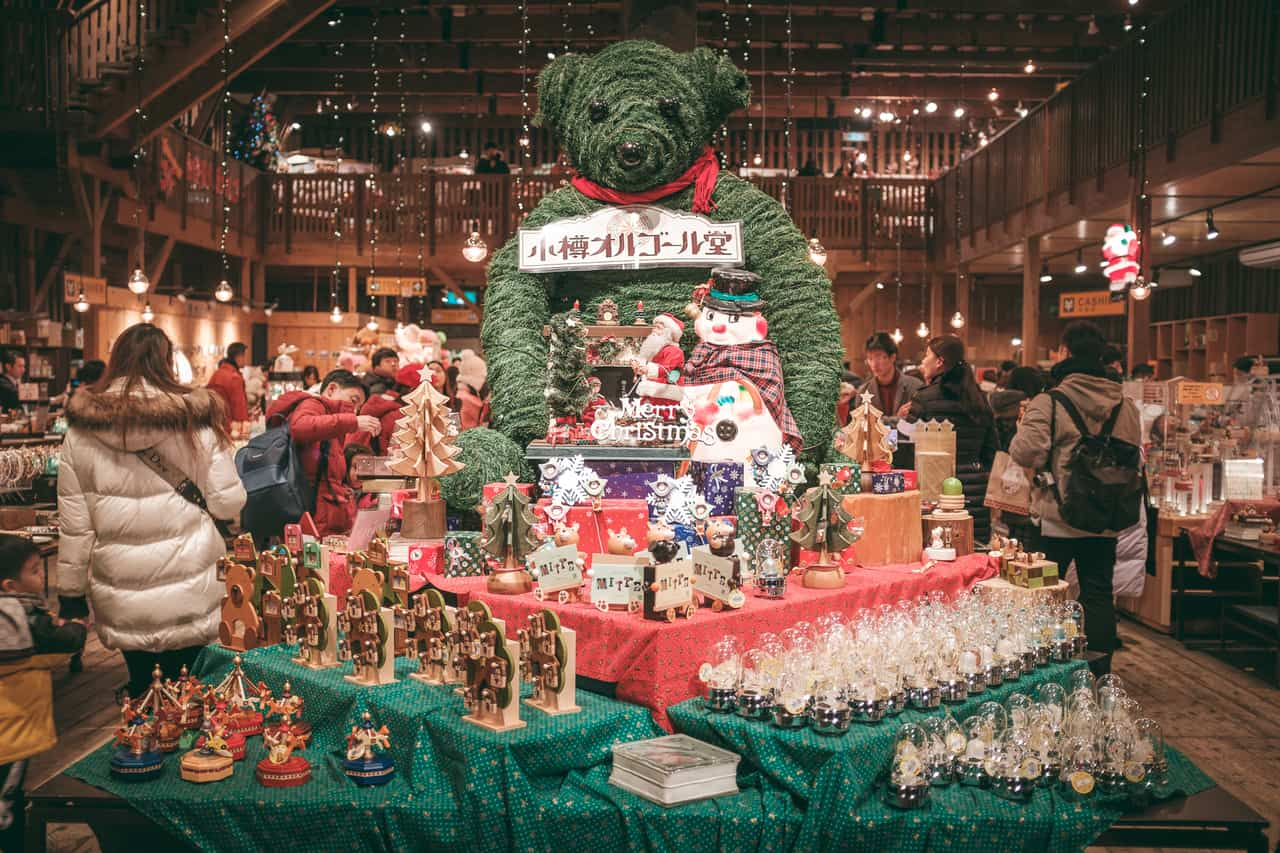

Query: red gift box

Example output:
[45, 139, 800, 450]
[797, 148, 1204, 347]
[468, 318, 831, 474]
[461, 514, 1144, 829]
[533, 498, 649, 569]
[408, 541, 444, 579]
[482, 481, 537, 504]
[898, 470, 918, 491]
[325, 550, 352, 608]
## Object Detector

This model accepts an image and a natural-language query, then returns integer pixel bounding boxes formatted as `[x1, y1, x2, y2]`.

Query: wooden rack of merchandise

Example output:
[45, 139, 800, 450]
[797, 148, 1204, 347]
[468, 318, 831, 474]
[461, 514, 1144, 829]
[1151, 313, 1279, 381]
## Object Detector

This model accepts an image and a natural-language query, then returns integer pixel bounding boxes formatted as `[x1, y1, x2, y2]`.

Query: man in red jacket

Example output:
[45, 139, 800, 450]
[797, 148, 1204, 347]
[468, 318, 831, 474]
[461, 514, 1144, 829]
[265, 370, 380, 536]
[348, 363, 424, 455]
[207, 342, 250, 430]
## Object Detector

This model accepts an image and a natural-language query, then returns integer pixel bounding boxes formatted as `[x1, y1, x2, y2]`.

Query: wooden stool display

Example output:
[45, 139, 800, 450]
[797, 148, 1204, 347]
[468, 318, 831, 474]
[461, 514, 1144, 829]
[518, 609, 580, 716]
[337, 589, 397, 687]
[407, 589, 461, 686]
[460, 615, 525, 732]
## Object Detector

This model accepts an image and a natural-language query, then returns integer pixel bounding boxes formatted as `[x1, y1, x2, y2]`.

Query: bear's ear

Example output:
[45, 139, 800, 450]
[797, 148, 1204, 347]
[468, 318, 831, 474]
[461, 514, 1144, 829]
[535, 52, 587, 132]
[684, 47, 750, 127]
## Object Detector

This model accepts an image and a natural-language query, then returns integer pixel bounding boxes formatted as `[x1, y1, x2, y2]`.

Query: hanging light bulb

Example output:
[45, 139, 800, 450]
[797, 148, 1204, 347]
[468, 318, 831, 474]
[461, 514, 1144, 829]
[875, 281, 885, 290]
[752, 153, 763, 166]
[1205, 209, 1219, 239]
[518, 134, 531, 148]
[1074, 249, 1088, 274]
[241, 302, 251, 314]
[264, 302, 277, 317]
[953, 104, 966, 119]
[987, 88, 999, 102]
[902, 150, 912, 163]
[1130, 277, 1151, 301]
[1039, 262, 1053, 283]
[366, 317, 379, 331]
[462, 231, 489, 263]
[950, 311, 965, 330]
[1188, 266, 1202, 277]
[1016, 101, 1028, 118]
[214, 279, 234, 302]
[878, 110, 895, 123]
[807, 237, 827, 266]
[141, 302, 155, 323]
[916, 321, 930, 339]
[1024, 58, 1037, 74]
[1161, 230, 1176, 246]
[74, 291, 90, 313]
[419, 120, 433, 134]
[330, 304, 343, 323]
[890, 327, 904, 344]
[1087, 15, 1100, 36]
[175, 289, 188, 303]
[859, 106, 872, 119]
[856, 151, 868, 164]
[924, 100, 938, 113]
[127, 266, 150, 295]
[1011, 336, 1023, 347]
[1124, 13, 1133, 31]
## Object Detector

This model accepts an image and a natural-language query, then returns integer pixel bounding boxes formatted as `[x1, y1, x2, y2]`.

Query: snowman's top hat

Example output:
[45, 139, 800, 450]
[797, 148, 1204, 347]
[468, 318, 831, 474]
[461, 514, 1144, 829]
[704, 268, 765, 315]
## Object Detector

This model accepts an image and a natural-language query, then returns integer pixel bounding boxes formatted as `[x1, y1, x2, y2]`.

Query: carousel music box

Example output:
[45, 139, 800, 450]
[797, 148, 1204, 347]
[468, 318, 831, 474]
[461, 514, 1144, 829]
[344, 711, 396, 786]
[180, 716, 235, 783]
[211, 655, 268, 737]
[255, 713, 311, 787]
[110, 698, 165, 781]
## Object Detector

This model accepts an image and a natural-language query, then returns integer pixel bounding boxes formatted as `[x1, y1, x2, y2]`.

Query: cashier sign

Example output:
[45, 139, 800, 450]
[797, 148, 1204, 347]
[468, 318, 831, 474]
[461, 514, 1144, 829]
[519, 205, 743, 273]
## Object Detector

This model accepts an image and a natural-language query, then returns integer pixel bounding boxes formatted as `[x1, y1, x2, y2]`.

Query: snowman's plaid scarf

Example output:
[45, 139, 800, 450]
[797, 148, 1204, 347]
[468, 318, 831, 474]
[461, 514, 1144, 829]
[685, 340, 802, 450]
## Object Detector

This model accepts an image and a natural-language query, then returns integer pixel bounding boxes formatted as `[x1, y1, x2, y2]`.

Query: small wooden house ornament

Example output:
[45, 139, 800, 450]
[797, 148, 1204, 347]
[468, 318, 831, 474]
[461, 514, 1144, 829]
[518, 609, 580, 716]
[408, 589, 461, 685]
[461, 617, 525, 732]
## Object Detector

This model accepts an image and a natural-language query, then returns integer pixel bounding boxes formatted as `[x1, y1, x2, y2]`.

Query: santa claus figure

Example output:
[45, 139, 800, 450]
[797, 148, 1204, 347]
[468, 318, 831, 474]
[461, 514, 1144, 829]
[1102, 224, 1141, 291]
[631, 312, 687, 418]
[683, 268, 802, 451]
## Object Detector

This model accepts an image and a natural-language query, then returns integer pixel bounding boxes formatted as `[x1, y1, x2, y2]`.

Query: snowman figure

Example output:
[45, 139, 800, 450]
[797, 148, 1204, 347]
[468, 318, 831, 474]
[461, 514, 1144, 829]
[1101, 224, 1141, 291]
[682, 268, 802, 452]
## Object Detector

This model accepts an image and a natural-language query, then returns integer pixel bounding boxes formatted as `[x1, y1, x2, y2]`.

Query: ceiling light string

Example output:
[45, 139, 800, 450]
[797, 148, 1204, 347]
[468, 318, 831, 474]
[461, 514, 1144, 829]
[716, 0, 731, 153]
[394, 5, 408, 328]
[368, 9, 381, 329]
[329, 22, 347, 323]
[781, 0, 794, 215]
[741, 0, 754, 172]
[891, 232, 904, 344]
[214, 0, 233, 306]
[562, 0, 572, 56]
[1131, 20, 1153, 301]
[416, 23, 428, 325]
[516, 0, 531, 221]
[951, 138, 966, 329]
[127, 0, 151, 300]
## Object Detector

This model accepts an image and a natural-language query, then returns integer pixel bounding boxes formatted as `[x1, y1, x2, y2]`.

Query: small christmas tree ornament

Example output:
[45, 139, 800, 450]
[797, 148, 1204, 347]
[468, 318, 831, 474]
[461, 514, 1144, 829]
[480, 474, 543, 594]
[255, 712, 311, 788]
[344, 711, 396, 785]
[790, 472, 862, 588]
[834, 391, 895, 467]
[110, 698, 165, 781]
[387, 367, 465, 539]
[545, 309, 591, 440]
[180, 714, 235, 783]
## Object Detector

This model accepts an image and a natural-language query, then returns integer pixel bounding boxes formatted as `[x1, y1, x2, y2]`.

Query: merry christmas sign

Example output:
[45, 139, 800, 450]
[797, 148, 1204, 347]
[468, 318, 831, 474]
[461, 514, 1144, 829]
[518, 205, 743, 273]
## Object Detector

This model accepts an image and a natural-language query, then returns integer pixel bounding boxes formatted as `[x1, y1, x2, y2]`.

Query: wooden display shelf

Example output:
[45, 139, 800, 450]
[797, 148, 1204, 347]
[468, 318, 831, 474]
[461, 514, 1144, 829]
[1151, 312, 1279, 381]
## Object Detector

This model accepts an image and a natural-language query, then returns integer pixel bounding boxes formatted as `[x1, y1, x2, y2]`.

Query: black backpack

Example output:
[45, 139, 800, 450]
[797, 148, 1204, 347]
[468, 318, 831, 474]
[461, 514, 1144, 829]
[1046, 390, 1143, 534]
[235, 410, 328, 542]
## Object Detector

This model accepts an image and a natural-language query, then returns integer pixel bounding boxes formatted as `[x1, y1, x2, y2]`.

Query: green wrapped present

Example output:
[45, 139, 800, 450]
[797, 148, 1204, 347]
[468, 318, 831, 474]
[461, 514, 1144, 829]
[819, 462, 862, 495]
[734, 487, 793, 570]
[444, 532, 489, 577]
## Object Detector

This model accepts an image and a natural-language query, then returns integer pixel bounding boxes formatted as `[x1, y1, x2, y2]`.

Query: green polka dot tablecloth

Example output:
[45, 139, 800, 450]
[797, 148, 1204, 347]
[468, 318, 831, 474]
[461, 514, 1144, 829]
[67, 650, 1214, 853]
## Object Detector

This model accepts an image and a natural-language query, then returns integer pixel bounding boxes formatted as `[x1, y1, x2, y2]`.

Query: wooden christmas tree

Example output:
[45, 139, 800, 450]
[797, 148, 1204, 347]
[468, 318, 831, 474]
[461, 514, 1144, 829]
[835, 390, 894, 467]
[480, 474, 541, 594]
[388, 372, 464, 538]
[790, 471, 860, 588]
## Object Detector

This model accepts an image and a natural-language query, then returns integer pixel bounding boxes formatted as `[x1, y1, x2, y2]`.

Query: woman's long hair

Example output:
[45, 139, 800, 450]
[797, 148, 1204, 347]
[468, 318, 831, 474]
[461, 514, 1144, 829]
[96, 323, 230, 445]
[927, 334, 993, 424]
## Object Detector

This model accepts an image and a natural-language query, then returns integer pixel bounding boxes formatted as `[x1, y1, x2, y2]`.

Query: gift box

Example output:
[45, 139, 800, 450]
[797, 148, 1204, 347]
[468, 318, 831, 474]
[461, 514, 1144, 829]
[819, 462, 862, 496]
[443, 532, 489, 578]
[871, 472, 906, 494]
[734, 487, 793, 570]
[1008, 554, 1059, 589]
[408, 541, 444, 579]
[533, 498, 649, 569]
[672, 523, 703, 556]
[482, 481, 537, 504]
[690, 461, 744, 517]
[899, 470, 918, 491]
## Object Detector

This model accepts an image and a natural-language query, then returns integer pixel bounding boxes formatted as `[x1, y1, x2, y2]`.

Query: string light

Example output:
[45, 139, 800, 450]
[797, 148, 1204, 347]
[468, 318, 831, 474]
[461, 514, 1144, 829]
[331, 304, 344, 323]
[950, 311, 965, 330]
[741, 0, 754, 171]
[924, 101, 938, 113]
[781, 0, 794, 213]
[393, 5, 408, 329]
[1011, 336, 1023, 347]
[953, 105, 966, 119]
[74, 292, 89, 313]
[217, 0, 231, 304]
[987, 88, 999, 102]
[1205, 209, 1219, 239]
[141, 303, 155, 323]
[515, 0, 532, 220]
[1024, 58, 1037, 74]
[128, 0, 150, 297]
[329, 12, 347, 321]
[368, 10, 381, 326]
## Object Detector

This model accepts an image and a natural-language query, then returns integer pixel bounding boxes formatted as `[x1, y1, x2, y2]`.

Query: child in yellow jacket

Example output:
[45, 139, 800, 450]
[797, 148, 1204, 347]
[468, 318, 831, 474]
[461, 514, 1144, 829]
[0, 535, 86, 851]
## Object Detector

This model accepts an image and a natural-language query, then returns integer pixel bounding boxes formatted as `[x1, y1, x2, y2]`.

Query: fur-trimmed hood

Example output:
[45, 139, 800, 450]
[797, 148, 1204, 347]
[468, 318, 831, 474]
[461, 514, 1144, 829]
[66, 379, 222, 452]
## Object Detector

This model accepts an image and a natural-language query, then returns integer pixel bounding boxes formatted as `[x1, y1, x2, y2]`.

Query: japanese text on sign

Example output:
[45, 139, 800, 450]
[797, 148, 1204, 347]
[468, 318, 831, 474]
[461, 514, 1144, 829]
[518, 205, 744, 273]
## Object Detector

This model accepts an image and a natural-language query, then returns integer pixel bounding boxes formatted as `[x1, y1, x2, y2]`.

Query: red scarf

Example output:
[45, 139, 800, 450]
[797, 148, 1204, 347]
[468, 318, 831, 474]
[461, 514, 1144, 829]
[571, 146, 720, 214]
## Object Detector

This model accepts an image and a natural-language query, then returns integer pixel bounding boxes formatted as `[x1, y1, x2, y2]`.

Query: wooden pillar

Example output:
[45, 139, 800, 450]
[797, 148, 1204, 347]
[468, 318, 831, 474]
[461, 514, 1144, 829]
[955, 264, 971, 330]
[252, 261, 266, 307]
[1127, 291, 1151, 371]
[1021, 236, 1041, 366]
[22, 228, 37, 312]
[347, 265, 357, 313]
[240, 256, 252, 303]
[928, 270, 944, 340]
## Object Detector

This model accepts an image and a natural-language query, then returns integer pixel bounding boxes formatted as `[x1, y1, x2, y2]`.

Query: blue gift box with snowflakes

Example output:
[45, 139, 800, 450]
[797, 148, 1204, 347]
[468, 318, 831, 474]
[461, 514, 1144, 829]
[690, 461, 743, 517]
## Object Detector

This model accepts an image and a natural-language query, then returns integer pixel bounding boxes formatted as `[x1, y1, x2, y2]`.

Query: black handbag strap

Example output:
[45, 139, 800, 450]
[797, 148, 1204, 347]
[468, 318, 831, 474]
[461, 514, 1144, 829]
[135, 447, 231, 536]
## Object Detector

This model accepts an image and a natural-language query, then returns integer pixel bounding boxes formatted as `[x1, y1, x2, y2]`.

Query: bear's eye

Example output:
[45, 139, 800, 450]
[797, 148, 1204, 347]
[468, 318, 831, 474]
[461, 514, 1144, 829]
[659, 97, 680, 119]
[589, 101, 609, 123]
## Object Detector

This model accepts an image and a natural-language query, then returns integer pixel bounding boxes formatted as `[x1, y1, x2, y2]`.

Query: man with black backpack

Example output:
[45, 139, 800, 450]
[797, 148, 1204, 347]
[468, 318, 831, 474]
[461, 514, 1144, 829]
[1009, 321, 1143, 675]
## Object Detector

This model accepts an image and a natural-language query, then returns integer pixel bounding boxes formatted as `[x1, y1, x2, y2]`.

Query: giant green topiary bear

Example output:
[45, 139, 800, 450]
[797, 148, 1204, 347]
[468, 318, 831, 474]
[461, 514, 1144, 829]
[456, 40, 842, 501]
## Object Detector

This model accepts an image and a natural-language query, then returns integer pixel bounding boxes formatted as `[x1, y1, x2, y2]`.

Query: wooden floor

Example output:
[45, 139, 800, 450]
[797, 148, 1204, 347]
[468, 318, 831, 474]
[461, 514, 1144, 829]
[36, 619, 1280, 853]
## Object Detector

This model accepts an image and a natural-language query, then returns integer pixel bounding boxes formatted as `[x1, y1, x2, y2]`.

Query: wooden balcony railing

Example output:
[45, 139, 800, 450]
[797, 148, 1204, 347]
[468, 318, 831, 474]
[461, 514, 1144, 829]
[263, 173, 933, 260]
[935, 0, 1279, 249]
[145, 127, 259, 246]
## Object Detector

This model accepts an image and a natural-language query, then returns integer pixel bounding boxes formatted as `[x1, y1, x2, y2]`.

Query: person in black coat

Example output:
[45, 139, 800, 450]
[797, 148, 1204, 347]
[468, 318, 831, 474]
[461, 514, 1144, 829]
[903, 334, 999, 544]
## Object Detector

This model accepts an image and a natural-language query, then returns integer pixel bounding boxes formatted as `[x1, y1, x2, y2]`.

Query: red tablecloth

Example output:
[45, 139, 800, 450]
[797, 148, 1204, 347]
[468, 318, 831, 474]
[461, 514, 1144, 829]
[430, 552, 997, 729]
[1185, 498, 1280, 576]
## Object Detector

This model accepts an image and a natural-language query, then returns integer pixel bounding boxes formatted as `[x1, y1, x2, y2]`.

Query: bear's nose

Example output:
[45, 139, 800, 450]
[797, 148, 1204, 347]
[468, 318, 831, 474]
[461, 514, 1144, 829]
[618, 142, 645, 167]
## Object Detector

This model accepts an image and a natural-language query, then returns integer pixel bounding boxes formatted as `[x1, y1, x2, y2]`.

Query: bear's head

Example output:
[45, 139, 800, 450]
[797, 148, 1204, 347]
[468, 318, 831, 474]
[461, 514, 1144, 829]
[537, 41, 750, 193]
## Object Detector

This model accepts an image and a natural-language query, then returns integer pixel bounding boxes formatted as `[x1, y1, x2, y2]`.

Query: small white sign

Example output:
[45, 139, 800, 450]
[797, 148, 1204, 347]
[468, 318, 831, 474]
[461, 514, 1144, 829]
[518, 205, 744, 273]
[530, 545, 583, 595]
[692, 548, 742, 608]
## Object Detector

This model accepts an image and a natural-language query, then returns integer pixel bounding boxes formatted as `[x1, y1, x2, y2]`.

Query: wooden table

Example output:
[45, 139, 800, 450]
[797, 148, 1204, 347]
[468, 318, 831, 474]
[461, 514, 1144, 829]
[26, 772, 1269, 853]
[1118, 510, 1208, 633]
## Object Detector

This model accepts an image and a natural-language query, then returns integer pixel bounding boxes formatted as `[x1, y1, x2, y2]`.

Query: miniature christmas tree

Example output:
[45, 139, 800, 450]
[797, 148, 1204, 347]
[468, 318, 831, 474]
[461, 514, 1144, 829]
[545, 309, 591, 433]
[834, 390, 895, 466]
[480, 474, 541, 594]
[790, 471, 860, 588]
[233, 93, 283, 171]
[389, 370, 464, 538]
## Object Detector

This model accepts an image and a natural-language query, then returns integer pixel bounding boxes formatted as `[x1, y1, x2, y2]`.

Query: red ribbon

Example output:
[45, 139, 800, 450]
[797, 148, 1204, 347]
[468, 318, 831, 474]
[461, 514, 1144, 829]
[571, 146, 721, 214]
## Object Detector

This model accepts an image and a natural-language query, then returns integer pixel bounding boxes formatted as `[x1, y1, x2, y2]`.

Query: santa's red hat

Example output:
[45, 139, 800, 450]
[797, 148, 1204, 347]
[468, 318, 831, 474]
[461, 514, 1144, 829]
[653, 312, 685, 336]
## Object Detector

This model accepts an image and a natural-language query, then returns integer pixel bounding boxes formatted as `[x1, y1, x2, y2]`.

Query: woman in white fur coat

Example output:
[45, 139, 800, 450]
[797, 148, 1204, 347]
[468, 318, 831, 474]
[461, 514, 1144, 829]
[57, 324, 246, 696]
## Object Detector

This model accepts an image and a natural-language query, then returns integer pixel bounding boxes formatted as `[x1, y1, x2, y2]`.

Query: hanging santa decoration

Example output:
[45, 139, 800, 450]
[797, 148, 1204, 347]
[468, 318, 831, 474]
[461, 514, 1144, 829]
[1101, 224, 1141, 293]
